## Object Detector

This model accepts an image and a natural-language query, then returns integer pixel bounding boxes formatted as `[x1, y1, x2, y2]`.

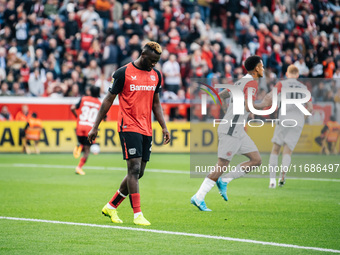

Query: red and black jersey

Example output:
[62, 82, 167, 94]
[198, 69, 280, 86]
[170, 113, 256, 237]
[109, 62, 162, 136]
[75, 96, 101, 136]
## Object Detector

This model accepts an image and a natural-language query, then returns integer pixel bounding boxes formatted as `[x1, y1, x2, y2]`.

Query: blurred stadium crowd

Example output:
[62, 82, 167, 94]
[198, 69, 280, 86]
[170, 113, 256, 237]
[0, 0, 339, 110]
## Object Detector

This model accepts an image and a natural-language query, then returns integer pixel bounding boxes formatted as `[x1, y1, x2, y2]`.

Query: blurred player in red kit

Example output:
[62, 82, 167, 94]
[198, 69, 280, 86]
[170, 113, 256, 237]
[71, 86, 101, 175]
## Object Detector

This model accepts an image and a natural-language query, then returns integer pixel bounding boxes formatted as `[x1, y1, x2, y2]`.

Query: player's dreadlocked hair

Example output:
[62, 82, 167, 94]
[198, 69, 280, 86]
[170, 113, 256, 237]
[143, 41, 162, 55]
[244, 55, 262, 72]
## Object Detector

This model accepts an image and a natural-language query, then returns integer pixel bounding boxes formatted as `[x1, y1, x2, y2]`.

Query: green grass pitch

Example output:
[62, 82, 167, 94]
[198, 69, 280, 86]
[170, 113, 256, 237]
[0, 153, 339, 254]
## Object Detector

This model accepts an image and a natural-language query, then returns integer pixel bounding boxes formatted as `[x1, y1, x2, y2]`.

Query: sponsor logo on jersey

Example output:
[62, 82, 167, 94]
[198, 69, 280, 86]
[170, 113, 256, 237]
[131, 75, 137, 80]
[130, 84, 156, 91]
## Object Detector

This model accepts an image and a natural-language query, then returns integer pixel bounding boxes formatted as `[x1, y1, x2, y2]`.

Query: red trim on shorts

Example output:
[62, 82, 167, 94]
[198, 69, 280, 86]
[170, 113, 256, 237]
[123, 137, 129, 159]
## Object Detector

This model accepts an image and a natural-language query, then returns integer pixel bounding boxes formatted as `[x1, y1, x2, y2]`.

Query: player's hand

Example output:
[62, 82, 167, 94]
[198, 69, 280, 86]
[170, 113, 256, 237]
[163, 128, 171, 145]
[88, 127, 98, 144]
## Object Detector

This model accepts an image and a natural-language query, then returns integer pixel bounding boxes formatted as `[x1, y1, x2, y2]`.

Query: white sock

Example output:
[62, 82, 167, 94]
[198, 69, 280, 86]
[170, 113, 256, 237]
[221, 164, 245, 183]
[269, 154, 279, 180]
[107, 203, 116, 209]
[281, 154, 291, 179]
[196, 178, 215, 200]
[134, 212, 143, 219]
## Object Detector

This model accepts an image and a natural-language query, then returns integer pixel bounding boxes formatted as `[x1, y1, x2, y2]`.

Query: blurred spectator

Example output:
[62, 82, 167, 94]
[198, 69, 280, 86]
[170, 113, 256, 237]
[95, 0, 111, 29]
[335, 89, 340, 122]
[259, 6, 274, 28]
[65, 12, 79, 39]
[273, 5, 289, 31]
[23, 112, 43, 154]
[44, 0, 58, 20]
[4, 1, 16, 26]
[198, 0, 211, 23]
[191, 49, 208, 78]
[103, 36, 118, 79]
[313, 82, 327, 102]
[334, 68, 340, 89]
[0, 105, 13, 121]
[294, 54, 309, 78]
[0, 47, 6, 71]
[169, 106, 186, 121]
[15, 17, 28, 52]
[95, 74, 111, 98]
[88, 39, 102, 61]
[235, 14, 250, 45]
[28, 68, 44, 97]
[201, 42, 213, 71]
[80, 25, 94, 52]
[15, 104, 31, 121]
[323, 56, 335, 79]
[324, 90, 334, 102]
[246, 26, 259, 55]
[81, 5, 103, 32]
[111, 0, 123, 26]
[162, 54, 182, 94]
[7, 47, 22, 76]
[11, 82, 25, 96]
[69, 83, 81, 97]
[0, 82, 11, 96]
[269, 44, 283, 78]
[83, 59, 101, 80]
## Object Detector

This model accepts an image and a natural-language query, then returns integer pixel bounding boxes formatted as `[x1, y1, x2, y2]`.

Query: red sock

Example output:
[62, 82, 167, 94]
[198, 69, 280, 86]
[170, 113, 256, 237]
[129, 193, 141, 213]
[109, 190, 126, 208]
[78, 157, 87, 168]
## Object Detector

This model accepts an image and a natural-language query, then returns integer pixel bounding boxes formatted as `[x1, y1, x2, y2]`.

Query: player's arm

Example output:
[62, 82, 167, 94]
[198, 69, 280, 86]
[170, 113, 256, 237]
[70, 98, 82, 118]
[152, 93, 170, 145]
[246, 91, 273, 111]
[304, 101, 313, 119]
[153, 69, 170, 145]
[246, 80, 282, 112]
[218, 88, 230, 99]
[218, 88, 231, 113]
[243, 80, 272, 112]
[70, 105, 77, 118]
[88, 67, 125, 143]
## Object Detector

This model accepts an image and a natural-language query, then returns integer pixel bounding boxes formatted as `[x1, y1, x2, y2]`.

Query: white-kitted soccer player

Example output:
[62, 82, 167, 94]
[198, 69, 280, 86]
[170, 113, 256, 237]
[191, 55, 272, 211]
[268, 65, 313, 188]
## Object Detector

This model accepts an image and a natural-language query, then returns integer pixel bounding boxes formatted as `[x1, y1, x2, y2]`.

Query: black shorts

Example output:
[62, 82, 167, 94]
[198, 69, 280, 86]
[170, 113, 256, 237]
[119, 132, 152, 161]
[77, 136, 91, 146]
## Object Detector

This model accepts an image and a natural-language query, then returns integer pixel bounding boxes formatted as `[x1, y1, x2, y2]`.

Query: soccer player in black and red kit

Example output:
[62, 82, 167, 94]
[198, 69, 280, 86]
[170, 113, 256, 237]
[88, 42, 171, 225]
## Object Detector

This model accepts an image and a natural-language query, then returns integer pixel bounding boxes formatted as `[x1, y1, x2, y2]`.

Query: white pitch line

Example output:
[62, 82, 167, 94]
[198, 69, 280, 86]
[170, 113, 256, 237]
[0, 163, 188, 174]
[0, 216, 339, 253]
[0, 163, 339, 181]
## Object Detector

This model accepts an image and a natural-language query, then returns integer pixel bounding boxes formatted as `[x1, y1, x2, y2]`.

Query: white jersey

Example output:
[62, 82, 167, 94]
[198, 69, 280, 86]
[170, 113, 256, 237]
[275, 79, 310, 127]
[218, 74, 258, 138]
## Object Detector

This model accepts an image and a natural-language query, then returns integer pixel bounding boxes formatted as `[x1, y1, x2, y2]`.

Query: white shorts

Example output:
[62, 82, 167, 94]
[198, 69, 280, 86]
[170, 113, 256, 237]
[271, 125, 303, 151]
[218, 132, 258, 161]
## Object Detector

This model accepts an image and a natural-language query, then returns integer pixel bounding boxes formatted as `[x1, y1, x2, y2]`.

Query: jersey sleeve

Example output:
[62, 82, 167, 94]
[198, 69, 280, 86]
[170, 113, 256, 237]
[154, 69, 162, 93]
[274, 81, 282, 94]
[243, 80, 258, 101]
[75, 98, 82, 109]
[108, 66, 127, 94]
